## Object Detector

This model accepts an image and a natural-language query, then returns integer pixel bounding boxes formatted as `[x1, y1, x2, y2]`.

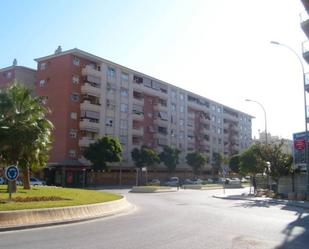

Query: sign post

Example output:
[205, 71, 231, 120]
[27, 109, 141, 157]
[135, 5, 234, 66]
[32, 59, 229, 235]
[4, 165, 19, 201]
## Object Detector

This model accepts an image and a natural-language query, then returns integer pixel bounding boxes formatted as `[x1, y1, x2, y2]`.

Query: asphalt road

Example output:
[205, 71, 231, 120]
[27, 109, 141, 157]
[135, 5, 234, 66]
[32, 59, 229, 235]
[0, 188, 308, 249]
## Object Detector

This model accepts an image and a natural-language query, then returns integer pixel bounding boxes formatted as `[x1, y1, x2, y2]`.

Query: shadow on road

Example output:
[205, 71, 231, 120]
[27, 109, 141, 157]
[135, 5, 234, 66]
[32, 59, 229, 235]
[215, 195, 309, 248]
[275, 210, 309, 249]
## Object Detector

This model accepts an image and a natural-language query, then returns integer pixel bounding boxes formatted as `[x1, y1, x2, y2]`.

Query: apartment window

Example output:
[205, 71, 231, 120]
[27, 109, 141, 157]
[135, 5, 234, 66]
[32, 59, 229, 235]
[40, 63, 47, 70]
[171, 104, 176, 112]
[70, 112, 77, 120]
[107, 67, 116, 78]
[180, 119, 184, 126]
[121, 72, 129, 82]
[72, 75, 79, 84]
[180, 106, 184, 113]
[120, 136, 128, 144]
[120, 88, 128, 97]
[158, 111, 168, 121]
[120, 119, 127, 129]
[70, 93, 79, 102]
[179, 93, 184, 100]
[69, 149, 76, 158]
[120, 103, 128, 113]
[105, 117, 113, 127]
[217, 107, 221, 113]
[6, 72, 12, 79]
[69, 129, 77, 138]
[73, 56, 80, 66]
[39, 79, 46, 87]
[171, 90, 176, 99]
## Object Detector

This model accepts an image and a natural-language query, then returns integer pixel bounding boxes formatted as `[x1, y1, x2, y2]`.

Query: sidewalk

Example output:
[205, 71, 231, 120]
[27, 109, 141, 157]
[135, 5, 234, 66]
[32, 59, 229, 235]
[213, 193, 309, 210]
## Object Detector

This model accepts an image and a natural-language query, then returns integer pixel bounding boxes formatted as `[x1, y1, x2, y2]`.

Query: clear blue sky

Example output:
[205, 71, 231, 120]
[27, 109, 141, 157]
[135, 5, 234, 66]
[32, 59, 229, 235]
[0, 0, 307, 139]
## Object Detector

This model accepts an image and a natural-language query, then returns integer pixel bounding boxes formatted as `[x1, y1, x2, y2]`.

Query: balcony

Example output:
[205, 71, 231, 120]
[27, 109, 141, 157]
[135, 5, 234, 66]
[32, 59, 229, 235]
[303, 40, 309, 64]
[133, 97, 144, 106]
[301, 10, 309, 38]
[82, 65, 102, 78]
[153, 118, 167, 126]
[132, 113, 144, 121]
[132, 127, 144, 136]
[80, 100, 101, 112]
[81, 83, 101, 97]
[79, 137, 96, 147]
[154, 103, 168, 112]
[80, 118, 100, 131]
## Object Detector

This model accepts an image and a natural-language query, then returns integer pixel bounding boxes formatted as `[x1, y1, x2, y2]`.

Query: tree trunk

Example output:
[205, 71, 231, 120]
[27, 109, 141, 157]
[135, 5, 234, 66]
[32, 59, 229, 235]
[22, 167, 31, 189]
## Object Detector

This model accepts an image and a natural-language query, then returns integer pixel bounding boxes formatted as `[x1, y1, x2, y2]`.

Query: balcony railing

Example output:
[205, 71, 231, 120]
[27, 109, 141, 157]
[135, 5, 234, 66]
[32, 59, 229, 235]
[81, 83, 101, 97]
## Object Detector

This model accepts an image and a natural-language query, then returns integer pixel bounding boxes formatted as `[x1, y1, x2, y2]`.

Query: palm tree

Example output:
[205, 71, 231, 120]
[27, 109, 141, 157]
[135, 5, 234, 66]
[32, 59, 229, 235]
[0, 83, 53, 189]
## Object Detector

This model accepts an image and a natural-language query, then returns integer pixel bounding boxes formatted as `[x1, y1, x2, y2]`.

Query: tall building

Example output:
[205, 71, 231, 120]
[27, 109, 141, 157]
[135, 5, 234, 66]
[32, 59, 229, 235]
[33, 48, 252, 186]
[0, 59, 36, 88]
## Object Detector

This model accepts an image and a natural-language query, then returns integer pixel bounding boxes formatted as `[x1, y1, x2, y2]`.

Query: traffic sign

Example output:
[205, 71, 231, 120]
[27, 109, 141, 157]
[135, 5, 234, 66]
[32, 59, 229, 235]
[294, 139, 306, 150]
[5, 165, 19, 181]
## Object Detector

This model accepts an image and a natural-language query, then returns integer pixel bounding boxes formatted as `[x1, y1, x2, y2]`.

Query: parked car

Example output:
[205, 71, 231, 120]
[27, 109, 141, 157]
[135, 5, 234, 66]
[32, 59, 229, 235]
[183, 178, 194, 184]
[206, 178, 213, 183]
[149, 179, 160, 185]
[165, 177, 180, 186]
[192, 178, 203, 185]
[16, 178, 23, 186]
[0, 177, 5, 185]
[30, 177, 44, 186]
[226, 178, 241, 185]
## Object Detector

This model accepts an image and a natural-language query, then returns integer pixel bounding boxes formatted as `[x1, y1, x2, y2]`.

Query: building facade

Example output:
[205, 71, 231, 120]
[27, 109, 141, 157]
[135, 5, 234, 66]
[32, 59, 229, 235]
[0, 60, 36, 89]
[34, 48, 252, 181]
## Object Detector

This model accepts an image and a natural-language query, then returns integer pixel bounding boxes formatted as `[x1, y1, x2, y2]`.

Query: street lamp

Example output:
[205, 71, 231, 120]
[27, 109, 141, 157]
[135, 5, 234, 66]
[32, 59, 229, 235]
[245, 99, 268, 145]
[270, 40, 309, 193]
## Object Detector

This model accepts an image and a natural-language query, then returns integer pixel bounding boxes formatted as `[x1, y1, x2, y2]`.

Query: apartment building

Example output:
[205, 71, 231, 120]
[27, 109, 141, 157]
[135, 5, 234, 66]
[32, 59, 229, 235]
[0, 59, 36, 88]
[33, 47, 252, 186]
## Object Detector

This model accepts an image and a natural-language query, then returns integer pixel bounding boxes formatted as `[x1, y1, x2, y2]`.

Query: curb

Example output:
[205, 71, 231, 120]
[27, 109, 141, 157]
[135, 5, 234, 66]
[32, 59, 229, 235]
[0, 197, 133, 232]
[130, 186, 178, 193]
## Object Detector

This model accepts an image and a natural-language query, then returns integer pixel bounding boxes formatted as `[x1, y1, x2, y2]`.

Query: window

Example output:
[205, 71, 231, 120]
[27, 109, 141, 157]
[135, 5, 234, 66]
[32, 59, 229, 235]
[180, 119, 184, 126]
[120, 103, 128, 113]
[120, 136, 128, 144]
[158, 111, 168, 121]
[180, 106, 184, 113]
[120, 119, 127, 129]
[6, 72, 12, 78]
[70, 112, 77, 120]
[105, 117, 113, 127]
[121, 72, 129, 82]
[171, 104, 176, 112]
[70, 93, 79, 102]
[180, 93, 184, 100]
[39, 79, 46, 87]
[73, 56, 80, 66]
[72, 75, 79, 84]
[171, 90, 176, 99]
[69, 149, 76, 157]
[40, 63, 47, 70]
[107, 67, 116, 78]
[120, 88, 128, 97]
[69, 129, 77, 138]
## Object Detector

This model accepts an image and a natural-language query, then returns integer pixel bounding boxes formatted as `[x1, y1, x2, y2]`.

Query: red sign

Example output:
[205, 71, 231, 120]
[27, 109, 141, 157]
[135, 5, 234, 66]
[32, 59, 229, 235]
[294, 139, 306, 150]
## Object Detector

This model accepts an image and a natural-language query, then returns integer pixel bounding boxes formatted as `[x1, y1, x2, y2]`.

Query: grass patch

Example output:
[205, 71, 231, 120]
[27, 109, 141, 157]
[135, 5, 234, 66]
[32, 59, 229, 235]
[0, 185, 121, 211]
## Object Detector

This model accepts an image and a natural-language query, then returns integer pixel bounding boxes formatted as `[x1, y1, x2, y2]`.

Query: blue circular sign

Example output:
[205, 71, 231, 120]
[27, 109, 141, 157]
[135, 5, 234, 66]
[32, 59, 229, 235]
[5, 165, 19, 181]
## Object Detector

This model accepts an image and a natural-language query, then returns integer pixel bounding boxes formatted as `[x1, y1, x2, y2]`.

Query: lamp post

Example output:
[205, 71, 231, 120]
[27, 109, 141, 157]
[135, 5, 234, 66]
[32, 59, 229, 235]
[245, 99, 268, 145]
[271, 41, 309, 193]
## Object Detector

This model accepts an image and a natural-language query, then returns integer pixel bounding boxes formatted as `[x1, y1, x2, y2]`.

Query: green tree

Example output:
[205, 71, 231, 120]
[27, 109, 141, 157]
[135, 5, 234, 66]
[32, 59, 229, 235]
[229, 154, 240, 174]
[186, 151, 207, 175]
[0, 83, 53, 189]
[159, 145, 180, 174]
[131, 145, 160, 169]
[83, 136, 122, 171]
[131, 145, 160, 185]
[261, 142, 293, 186]
[239, 144, 265, 176]
[212, 152, 225, 176]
